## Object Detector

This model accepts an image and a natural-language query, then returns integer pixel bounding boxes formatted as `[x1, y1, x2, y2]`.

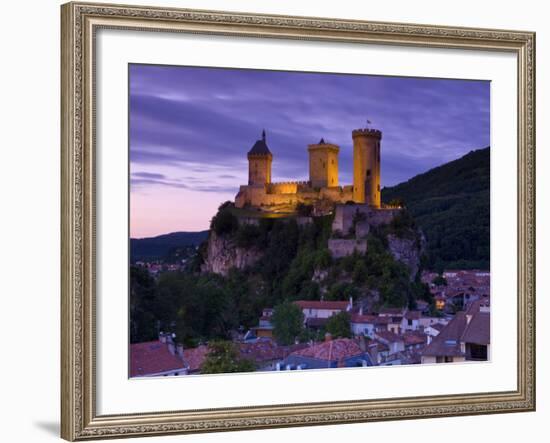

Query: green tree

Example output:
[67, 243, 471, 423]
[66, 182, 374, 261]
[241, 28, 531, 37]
[271, 300, 304, 345]
[129, 266, 159, 343]
[235, 223, 261, 248]
[352, 260, 368, 284]
[325, 311, 352, 338]
[210, 203, 238, 236]
[200, 341, 256, 374]
[315, 248, 332, 269]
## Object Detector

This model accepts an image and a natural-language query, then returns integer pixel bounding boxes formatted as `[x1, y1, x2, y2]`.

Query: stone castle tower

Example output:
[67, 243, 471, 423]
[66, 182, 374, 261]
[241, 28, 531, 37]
[307, 138, 339, 188]
[352, 128, 382, 207]
[247, 130, 272, 186]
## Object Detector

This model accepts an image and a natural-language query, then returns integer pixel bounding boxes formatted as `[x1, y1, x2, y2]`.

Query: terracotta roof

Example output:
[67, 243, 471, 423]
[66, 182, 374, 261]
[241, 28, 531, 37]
[461, 312, 490, 345]
[375, 330, 403, 344]
[130, 341, 186, 377]
[422, 312, 468, 357]
[181, 345, 209, 372]
[350, 314, 377, 324]
[295, 300, 349, 310]
[405, 311, 422, 320]
[373, 316, 390, 325]
[403, 332, 428, 346]
[379, 307, 406, 316]
[292, 338, 363, 361]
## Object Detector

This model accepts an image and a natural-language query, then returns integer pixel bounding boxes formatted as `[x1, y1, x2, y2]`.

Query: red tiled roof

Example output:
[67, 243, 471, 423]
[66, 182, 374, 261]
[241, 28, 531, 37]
[405, 311, 422, 320]
[350, 314, 377, 324]
[294, 300, 349, 310]
[130, 341, 186, 377]
[181, 345, 209, 372]
[403, 332, 428, 346]
[292, 338, 363, 361]
[378, 307, 406, 316]
[375, 330, 403, 343]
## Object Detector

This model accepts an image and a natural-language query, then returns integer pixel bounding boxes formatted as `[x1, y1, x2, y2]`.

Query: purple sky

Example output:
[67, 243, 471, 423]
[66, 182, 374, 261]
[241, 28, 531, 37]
[130, 64, 490, 238]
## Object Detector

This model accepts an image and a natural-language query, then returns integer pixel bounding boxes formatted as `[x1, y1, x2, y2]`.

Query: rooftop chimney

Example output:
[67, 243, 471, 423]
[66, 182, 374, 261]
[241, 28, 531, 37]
[176, 343, 184, 359]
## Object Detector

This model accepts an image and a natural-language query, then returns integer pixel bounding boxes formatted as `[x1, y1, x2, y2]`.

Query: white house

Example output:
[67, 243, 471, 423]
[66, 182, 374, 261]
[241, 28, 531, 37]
[294, 299, 352, 323]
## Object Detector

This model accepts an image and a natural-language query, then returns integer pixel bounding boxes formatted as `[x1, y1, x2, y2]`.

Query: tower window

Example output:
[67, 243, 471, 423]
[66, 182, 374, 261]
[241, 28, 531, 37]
[366, 169, 371, 177]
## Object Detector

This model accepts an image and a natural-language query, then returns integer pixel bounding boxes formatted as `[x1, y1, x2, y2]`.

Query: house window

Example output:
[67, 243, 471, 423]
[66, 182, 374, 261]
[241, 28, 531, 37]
[408, 319, 413, 326]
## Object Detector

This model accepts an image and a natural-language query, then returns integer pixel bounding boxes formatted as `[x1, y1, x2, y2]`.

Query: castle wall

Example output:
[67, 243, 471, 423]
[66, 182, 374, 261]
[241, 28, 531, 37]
[235, 183, 354, 209]
[267, 182, 301, 194]
[332, 204, 400, 235]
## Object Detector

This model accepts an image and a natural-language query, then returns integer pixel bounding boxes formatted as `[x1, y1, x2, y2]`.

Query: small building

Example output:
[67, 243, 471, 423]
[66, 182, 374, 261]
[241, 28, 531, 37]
[461, 300, 491, 361]
[401, 310, 422, 332]
[350, 313, 377, 337]
[252, 308, 275, 338]
[421, 312, 469, 364]
[294, 299, 352, 323]
[373, 330, 405, 355]
[280, 338, 372, 370]
[130, 334, 188, 377]
[421, 300, 490, 365]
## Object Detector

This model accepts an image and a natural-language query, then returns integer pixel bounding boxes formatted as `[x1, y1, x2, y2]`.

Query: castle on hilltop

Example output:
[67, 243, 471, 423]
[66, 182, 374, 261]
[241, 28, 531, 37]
[235, 127, 384, 212]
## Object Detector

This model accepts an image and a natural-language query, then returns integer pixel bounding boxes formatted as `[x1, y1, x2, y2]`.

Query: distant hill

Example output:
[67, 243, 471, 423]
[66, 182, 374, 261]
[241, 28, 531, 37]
[130, 231, 209, 261]
[382, 147, 490, 270]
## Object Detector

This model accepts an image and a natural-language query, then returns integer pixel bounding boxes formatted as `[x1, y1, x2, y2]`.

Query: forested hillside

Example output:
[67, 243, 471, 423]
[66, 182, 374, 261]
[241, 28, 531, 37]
[382, 147, 490, 270]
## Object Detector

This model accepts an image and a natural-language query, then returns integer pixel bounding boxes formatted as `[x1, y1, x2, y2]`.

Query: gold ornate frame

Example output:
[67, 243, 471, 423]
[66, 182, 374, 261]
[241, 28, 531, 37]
[60, 1, 536, 440]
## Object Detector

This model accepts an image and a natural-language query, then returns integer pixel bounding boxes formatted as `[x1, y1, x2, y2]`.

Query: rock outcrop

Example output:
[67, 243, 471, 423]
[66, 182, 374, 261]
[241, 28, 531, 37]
[387, 233, 423, 279]
[201, 231, 262, 276]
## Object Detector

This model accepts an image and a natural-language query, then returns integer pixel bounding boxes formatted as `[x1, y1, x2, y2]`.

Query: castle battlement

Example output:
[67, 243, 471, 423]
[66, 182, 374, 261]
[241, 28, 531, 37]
[270, 180, 310, 186]
[352, 128, 383, 139]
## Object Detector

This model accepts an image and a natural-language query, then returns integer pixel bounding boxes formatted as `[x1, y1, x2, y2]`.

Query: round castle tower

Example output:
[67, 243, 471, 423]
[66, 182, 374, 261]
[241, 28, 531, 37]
[307, 138, 340, 188]
[352, 127, 382, 207]
[247, 130, 272, 186]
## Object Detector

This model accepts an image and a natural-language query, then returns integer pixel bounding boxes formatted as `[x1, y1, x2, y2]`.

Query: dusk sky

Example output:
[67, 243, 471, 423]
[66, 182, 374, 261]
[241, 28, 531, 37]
[130, 64, 490, 238]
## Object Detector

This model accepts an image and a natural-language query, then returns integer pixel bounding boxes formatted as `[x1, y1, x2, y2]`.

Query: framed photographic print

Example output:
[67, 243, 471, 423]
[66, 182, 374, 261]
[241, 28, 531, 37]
[61, 1, 536, 440]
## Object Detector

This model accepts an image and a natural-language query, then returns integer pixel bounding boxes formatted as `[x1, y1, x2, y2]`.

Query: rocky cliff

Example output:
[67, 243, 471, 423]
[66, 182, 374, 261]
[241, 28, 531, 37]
[201, 231, 262, 276]
[387, 233, 424, 279]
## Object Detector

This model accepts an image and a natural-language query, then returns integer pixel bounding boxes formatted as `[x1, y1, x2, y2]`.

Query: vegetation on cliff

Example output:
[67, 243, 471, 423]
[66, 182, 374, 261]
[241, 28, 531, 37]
[131, 202, 429, 345]
[382, 147, 490, 270]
